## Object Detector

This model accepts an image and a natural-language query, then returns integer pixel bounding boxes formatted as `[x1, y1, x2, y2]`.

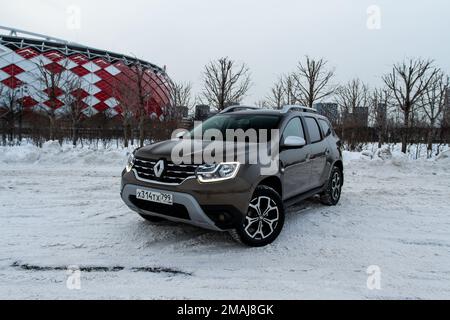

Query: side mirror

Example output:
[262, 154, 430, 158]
[282, 136, 306, 149]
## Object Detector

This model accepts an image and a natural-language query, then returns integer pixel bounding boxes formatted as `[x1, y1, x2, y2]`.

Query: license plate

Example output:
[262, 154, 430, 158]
[136, 189, 173, 205]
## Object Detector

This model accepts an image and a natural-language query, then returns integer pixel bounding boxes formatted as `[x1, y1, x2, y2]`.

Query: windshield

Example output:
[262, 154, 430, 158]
[188, 114, 281, 142]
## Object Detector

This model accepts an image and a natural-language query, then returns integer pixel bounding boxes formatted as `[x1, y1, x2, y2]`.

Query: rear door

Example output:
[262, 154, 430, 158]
[279, 117, 312, 200]
[303, 116, 328, 188]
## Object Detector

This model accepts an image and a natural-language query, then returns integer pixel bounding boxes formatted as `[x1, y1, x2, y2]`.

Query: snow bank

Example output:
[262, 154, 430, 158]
[0, 141, 131, 167]
[343, 144, 450, 170]
[1, 142, 448, 169]
[390, 151, 409, 167]
[436, 150, 450, 162]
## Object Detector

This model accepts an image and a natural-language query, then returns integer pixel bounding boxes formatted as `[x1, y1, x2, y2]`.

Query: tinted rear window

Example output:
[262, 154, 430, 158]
[318, 119, 332, 137]
[305, 117, 322, 143]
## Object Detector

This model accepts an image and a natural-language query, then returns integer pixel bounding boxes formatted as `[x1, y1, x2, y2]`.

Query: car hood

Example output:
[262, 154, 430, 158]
[135, 139, 269, 163]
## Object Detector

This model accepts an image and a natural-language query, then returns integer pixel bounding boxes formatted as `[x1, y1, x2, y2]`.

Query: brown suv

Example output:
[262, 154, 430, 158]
[121, 106, 344, 247]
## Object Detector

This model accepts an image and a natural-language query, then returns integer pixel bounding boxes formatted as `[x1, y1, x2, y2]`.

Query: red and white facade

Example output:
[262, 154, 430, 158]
[0, 35, 172, 119]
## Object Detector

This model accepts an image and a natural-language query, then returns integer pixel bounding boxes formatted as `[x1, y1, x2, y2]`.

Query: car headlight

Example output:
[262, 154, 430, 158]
[196, 162, 240, 183]
[126, 153, 135, 172]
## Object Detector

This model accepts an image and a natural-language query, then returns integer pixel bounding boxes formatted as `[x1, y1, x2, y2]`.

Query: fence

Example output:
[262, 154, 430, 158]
[1, 117, 449, 149]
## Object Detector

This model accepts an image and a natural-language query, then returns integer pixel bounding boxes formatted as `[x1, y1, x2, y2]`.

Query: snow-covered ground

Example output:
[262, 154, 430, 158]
[1, 142, 450, 299]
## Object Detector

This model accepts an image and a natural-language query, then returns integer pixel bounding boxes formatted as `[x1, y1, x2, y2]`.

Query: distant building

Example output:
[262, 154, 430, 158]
[353, 107, 369, 127]
[0, 29, 171, 120]
[175, 106, 189, 119]
[179, 117, 194, 130]
[375, 103, 387, 126]
[314, 103, 338, 123]
[195, 105, 210, 121]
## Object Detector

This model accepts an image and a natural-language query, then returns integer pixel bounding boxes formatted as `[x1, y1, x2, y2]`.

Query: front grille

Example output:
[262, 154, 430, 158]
[129, 196, 190, 220]
[133, 157, 199, 184]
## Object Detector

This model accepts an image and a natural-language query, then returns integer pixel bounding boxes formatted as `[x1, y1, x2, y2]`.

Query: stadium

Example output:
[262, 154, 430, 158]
[0, 26, 173, 143]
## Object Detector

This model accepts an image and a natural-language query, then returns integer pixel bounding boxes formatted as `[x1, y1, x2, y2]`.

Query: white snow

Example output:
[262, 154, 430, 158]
[1, 142, 450, 299]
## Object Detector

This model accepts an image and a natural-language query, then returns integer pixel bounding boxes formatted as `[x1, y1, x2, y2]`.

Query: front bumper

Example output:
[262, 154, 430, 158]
[122, 184, 224, 231]
[121, 166, 255, 228]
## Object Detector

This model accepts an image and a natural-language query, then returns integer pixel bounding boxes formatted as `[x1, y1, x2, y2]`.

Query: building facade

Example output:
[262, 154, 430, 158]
[353, 107, 369, 127]
[0, 31, 172, 121]
[314, 103, 339, 123]
[195, 105, 211, 121]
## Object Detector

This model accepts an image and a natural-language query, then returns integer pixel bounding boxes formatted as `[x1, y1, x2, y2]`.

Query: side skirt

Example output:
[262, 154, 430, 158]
[283, 185, 325, 208]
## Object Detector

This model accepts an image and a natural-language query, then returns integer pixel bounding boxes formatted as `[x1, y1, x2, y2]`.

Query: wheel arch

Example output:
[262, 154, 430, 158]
[256, 176, 283, 198]
[332, 160, 344, 185]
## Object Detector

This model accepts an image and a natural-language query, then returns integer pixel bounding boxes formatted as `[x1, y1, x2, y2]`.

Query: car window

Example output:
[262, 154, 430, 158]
[189, 114, 281, 141]
[305, 117, 322, 143]
[318, 119, 332, 137]
[282, 117, 305, 139]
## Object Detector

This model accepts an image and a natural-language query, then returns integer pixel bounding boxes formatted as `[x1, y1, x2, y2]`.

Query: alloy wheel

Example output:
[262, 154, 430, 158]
[331, 171, 342, 201]
[244, 196, 280, 240]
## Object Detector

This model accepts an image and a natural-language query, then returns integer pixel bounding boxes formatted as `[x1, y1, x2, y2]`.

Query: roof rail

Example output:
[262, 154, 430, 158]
[281, 105, 318, 114]
[220, 105, 260, 114]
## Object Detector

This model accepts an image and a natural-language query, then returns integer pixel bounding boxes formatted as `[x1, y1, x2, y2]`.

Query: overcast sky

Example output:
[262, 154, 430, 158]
[1, 0, 449, 104]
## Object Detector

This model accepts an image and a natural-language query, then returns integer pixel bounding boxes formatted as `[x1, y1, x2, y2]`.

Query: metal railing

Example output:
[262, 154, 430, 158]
[281, 105, 318, 114]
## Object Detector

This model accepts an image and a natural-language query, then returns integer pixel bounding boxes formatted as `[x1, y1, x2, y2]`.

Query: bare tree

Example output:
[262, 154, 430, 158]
[201, 57, 251, 111]
[266, 75, 293, 109]
[266, 75, 298, 109]
[171, 81, 193, 108]
[0, 85, 27, 144]
[282, 74, 297, 106]
[292, 56, 335, 108]
[113, 79, 137, 148]
[382, 58, 439, 153]
[60, 76, 88, 147]
[170, 81, 194, 120]
[113, 62, 153, 147]
[335, 78, 369, 149]
[34, 59, 72, 141]
[442, 88, 450, 147]
[254, 100, 269, 109]
[369, 88, 391, 148]
[130, 62, 153, 147]
[266, 77, 285, 109]
[418, 70, 449, 157]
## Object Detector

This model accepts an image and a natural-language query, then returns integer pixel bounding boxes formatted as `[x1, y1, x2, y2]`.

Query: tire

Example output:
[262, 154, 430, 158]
[321, 166, 343, 206]
[138, 213, 167, 223]
[231, 185, 285, 247]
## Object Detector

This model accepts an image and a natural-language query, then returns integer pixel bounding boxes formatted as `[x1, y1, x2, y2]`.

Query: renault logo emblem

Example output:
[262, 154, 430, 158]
[154, 160, 165, 178]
